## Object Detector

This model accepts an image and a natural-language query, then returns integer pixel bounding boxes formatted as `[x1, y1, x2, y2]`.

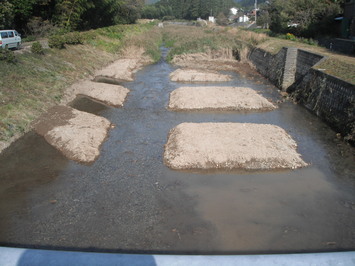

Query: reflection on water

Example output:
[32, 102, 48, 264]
[0, 47, 354, 253]
[186, 167, 354, 252]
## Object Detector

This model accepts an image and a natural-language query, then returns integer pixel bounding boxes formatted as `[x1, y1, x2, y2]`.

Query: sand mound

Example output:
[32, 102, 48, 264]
[164, 123, 307, 170]
[95, 58, 143, 82]
[94, 46, 152, 83]
[168, 86, 276, 111]
[34, 106, 111, 163]
[171, 49, 240, 71]
[71, 80, 129, 107]
[170, 69, 232, 83]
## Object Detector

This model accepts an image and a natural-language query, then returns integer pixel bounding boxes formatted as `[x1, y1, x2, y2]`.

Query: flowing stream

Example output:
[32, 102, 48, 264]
[0, 47, 354, 254]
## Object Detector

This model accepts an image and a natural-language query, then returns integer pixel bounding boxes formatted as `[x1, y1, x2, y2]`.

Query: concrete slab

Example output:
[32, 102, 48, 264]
[170, 69, 232, 83]
[72, 80, 129, 107]
[34, 106, 111, 163]
[164, 123, 307, 170]
[168, 86, 276, 111]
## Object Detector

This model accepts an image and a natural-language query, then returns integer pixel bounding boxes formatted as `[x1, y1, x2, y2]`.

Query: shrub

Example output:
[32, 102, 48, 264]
[48, 35, 65, 49]
[63, 32, 83, 45]
[0, 48, 16, 63]
[23, 35, 36, 42]
[285, 33, 297, 41]
[216, 12, 229, 26]
[31, 42, 44, 54]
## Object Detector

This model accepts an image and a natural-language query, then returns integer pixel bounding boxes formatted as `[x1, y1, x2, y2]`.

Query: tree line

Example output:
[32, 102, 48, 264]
[259, 0, 344, 37]
[0, 0, 144, 34]
[142, 0, 236, 20]
[0, 0, 345, 39]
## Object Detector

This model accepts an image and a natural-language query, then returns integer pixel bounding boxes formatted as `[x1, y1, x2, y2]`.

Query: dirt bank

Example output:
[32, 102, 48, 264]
[171, 49, 241, 71]
[170, 69, 232, 83]
[164, 123, 308, 171]
[34, 106, 111, 163]
[168, 86, 276, 111]
[64, 80, 130, 107]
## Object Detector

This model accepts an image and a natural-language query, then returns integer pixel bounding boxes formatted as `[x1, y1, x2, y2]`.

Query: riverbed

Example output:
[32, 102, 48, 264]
[0, 47, 354, 254]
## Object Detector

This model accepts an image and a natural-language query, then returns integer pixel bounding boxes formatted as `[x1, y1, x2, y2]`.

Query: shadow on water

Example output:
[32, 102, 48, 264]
[0, 46, 354, 254]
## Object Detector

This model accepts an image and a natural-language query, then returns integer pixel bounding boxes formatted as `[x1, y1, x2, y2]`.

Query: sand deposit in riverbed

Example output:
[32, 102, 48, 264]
[168, 86, 276, 111]
[94, 46, 152, 83]
[171, 49, 240, 71]
[71, 80, 129, 107]
[164, 123, 308, 171]
[34, 106, 111, 163]
[170, 69, 232, 83]
[95, 58, 144, 83]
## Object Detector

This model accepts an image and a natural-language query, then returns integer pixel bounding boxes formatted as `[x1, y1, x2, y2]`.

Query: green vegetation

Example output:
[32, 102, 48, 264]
[0, 23, 161, 142]
[237, 0, 267, 10]
[163, 25, 268, 61]
[246, 29, 319, 46]
[0, 48, 17, 63]
[0, 0, 145, 34]
[142, 0, 236, 20]
[263, 0, 343, 38]
[31, 41, 44, 54]
[48, 32, 84, 49]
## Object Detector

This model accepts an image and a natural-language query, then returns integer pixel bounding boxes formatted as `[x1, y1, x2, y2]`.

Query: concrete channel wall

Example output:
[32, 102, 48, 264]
[248, 47, 355, 143]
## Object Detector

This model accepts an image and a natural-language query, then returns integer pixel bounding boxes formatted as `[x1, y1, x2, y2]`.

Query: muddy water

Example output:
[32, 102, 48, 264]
[0, 47, 354, 254]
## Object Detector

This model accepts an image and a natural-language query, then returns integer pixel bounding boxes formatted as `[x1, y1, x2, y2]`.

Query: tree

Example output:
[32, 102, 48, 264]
[0, 0, 14, 29]
[148, 0, 235, 20]
[54, 0, 93, 30]
[9, 0, 37, 30]
[267, 0, 342, 37]
[216, 11, 228, 25]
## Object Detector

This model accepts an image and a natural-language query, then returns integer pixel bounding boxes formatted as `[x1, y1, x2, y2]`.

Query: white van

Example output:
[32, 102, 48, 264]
[0, 30, 21, 49]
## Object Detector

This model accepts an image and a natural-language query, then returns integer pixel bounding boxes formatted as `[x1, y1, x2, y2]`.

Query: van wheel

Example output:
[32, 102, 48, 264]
[17, 42, 20, 49]
[4, 44, 8, 50]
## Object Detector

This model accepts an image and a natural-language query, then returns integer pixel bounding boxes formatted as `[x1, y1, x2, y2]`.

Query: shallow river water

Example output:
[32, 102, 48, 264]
[0, 47, 354, 254]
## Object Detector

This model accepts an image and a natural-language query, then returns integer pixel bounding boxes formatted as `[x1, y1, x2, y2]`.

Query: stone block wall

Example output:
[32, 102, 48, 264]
[292, 69, 354, 142]
[248, 47, 287, 88]
[318, 38, 355, 55]
[248, 46, 355, 143]
[295, 50, 324, 81]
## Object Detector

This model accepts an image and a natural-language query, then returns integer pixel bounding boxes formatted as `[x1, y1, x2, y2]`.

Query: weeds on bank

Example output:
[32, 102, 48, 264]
[0, 22, 162, 143]
[162, 26, 268, 62]
[246, 29, 318, 46]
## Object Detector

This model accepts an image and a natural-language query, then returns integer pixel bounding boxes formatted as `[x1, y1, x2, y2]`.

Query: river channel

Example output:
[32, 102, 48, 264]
[0, 47, 354, 254]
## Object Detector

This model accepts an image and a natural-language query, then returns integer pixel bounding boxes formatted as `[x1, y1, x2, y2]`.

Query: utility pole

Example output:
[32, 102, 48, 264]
[255, 0, 257, 24]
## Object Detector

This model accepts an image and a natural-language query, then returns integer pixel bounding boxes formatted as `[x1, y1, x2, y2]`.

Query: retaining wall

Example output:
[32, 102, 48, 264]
[318, 38, 355, 55]
[248, 47, 287, 88]
[248, 47, 355, 143]
[292, 69, 354, 142]
[295, 50, 324, 81]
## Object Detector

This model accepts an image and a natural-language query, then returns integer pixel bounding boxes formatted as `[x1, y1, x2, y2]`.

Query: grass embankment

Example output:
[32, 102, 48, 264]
[162, 25, 355, 84]
[0, 23, 162, 147]
[162, 25, 267, 62]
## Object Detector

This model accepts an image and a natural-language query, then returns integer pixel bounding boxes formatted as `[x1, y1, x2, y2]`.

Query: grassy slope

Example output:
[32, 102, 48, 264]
[0, 23, 162, 146]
